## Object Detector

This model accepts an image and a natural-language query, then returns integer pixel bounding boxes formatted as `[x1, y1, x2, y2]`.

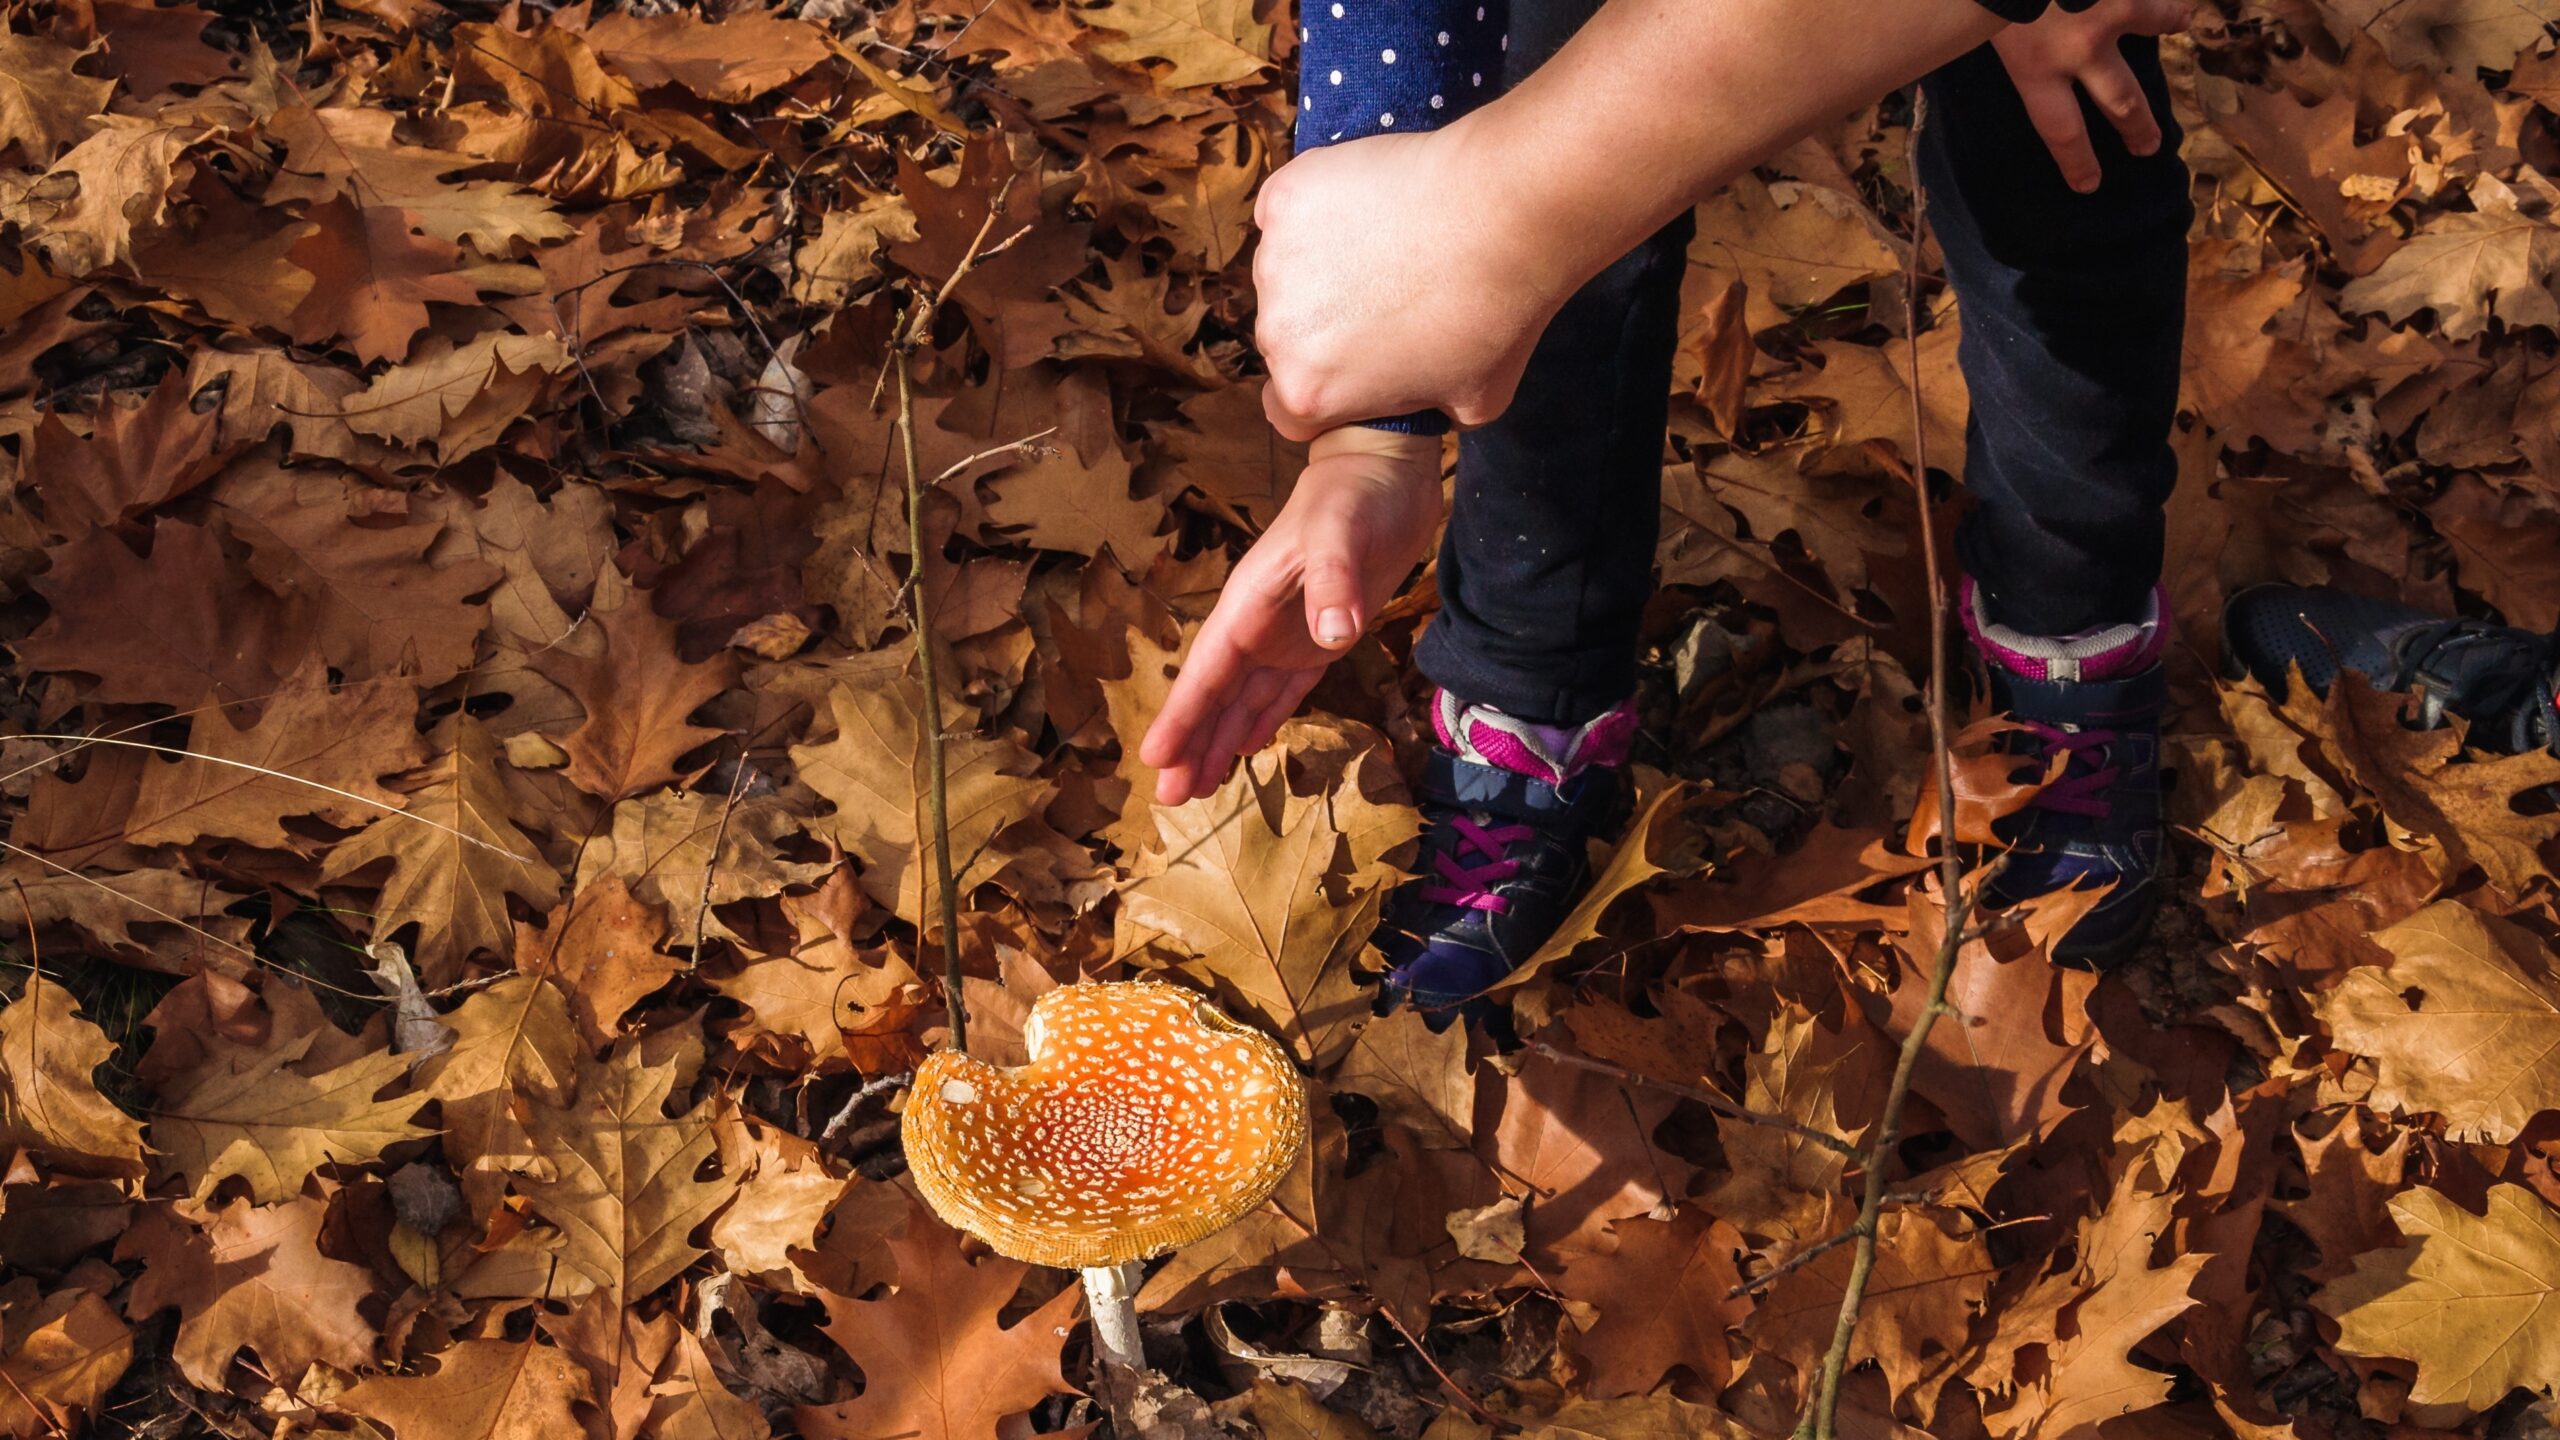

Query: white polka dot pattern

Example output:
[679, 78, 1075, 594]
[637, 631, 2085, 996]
[902, 980, 1309, 1269]
[1294, 0, 1508, 157]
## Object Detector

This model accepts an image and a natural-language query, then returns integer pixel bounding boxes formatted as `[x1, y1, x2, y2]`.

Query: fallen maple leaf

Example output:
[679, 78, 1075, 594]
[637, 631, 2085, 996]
[2317, 901, 2560, 1142]
[2315, 1183, 2560, 1411]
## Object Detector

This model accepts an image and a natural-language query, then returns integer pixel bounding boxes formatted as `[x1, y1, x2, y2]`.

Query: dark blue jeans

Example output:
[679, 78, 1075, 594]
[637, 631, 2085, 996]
[1295, 5, 2191, 726]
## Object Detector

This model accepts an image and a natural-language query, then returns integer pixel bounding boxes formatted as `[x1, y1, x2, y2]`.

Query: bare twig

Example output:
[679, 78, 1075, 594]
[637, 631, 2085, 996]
[691, 755, 752, 958]
[1794, 96, 1964, 1440]
[1376, 1305, 1515, 1433]
[885, 171, 1035, 1059]
[893, 349, 968, 1054]
[1527, 1041, 1857, 1158]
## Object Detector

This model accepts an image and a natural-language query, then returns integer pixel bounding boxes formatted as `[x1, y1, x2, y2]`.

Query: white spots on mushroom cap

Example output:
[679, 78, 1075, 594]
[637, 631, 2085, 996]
[900, 980, 1310, 1269]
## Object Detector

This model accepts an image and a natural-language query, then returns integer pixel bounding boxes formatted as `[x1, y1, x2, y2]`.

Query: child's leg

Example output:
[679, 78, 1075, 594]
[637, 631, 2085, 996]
[1919, 40, 2190, 964]
[1411, 0, 1682, 730]
[1920, 38, 2189, 635]
[1369, 0, 1685, 1025]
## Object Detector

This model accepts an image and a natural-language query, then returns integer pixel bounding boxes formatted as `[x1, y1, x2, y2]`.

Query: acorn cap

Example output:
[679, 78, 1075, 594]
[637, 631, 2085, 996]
[901, 979, 1309, 1269]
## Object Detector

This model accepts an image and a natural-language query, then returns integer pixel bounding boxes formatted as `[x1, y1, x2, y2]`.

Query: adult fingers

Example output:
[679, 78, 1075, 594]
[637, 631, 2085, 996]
[1260, 374, 1328, 444]
[2018, 79, 2101, 193]
[2078, 51, 2161, 157]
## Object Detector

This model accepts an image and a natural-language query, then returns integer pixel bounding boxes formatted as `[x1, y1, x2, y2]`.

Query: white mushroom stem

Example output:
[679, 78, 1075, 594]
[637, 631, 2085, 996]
[1080, 1261, 1147, 1373]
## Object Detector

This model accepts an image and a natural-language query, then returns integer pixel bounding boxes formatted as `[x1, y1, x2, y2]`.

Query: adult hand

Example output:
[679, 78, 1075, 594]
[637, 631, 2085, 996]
[1252, 126, 1567, 440]
[1991, 0, 2190, 192]
[1139, 427, 1442, 805]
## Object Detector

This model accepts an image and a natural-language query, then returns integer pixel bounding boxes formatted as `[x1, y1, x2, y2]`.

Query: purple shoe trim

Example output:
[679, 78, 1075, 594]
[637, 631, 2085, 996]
[1432, 690, 1637, 786]
[1962, 577, 2169, 684]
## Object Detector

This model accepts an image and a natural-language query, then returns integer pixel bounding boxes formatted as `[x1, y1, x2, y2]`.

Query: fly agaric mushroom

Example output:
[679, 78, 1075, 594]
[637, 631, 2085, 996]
[902, 979, 1308, 1375]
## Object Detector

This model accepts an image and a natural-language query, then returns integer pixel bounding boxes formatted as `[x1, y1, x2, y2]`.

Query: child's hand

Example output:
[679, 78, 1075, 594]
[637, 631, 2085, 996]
[1992, 0, 2190, 192]
[1139, 427, 1443, 805]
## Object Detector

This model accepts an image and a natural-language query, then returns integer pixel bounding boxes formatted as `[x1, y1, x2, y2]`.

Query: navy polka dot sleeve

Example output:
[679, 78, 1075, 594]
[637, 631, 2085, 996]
[1292, 0, 1510, 436]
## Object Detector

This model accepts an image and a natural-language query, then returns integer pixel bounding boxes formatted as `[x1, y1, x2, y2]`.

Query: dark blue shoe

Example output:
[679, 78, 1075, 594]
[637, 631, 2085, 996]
[1965, 580, 2170, 968]
[1375, 693, 1633, 1029]
[2222, 584, 2560, 755]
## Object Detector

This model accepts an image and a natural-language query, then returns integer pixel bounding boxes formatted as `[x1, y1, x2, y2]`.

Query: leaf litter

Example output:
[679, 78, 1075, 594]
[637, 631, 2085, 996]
[1, 0, 2559, 1438]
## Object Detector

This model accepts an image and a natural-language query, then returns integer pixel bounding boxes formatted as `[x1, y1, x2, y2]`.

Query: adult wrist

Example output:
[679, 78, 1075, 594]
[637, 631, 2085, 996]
[1438, 106, 1623, 312]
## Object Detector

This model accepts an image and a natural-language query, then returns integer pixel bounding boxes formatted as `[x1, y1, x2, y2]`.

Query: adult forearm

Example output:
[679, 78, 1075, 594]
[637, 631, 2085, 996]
[1448, 0, 2010, 300]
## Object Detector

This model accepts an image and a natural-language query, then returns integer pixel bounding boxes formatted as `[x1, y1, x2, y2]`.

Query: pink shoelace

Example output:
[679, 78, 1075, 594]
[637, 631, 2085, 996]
[2019, 722, 2121, 819]
[1416, 814, 1533, 913]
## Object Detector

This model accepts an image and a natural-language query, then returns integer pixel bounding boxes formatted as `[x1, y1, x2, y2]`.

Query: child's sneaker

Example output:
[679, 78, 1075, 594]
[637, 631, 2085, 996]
[1374, 692, 1638, 1029]
[2222, 584, 2560, 755]
[1964, 580, 2171, 968]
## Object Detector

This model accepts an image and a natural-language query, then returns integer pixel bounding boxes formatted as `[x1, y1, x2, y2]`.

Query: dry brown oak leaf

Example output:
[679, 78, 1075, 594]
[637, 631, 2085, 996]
[712, 876, 929, 1072]
[2318, 677, 2560, 899]
[337, 1336, 594, 1440]
[15, 520, 309, 710]
[517, 1024, 739, 1307]
[793, 1217, 1083, 1440]
[147, 1025, 432, 1204]
[321, 714, 559, 985]
[1117, 746, 1413, 1069]
[791, 676, 1051, 929]
[515, 875, 686, 1050]
[0, 1287, 132, 1438]
[1556, 1207, 1751, 1396]
[119, 1192, 379, 1389]
[534, 567, 736, 802]
[417, 974, 577, 1218]
[262, 105, 575, 258]
[2315, 1183, 2560, 1412]
[22, 369, 226, 531]
[2317, 901, 2560, 1142]
[0, 31, 112, 160]
[284, 198, 488, 365]
[0, 975, 148, 1179]
[124, 658, 425, 851]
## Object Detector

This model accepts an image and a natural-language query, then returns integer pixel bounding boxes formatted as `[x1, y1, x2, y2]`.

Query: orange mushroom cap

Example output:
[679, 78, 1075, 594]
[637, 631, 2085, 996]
[901, 980, 1309, 1268]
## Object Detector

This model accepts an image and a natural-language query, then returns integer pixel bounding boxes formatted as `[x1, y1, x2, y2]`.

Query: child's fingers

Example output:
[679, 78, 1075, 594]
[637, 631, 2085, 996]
[2017, 80, 2101, 193]
[2079, 55, 2160, 157]
[1300, 527, 1365, 652]
[1242, 670, 1324, 757]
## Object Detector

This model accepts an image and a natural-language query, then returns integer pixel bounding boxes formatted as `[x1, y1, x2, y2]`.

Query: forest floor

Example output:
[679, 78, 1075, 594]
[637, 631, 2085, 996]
[2, 1, 2560, 1438]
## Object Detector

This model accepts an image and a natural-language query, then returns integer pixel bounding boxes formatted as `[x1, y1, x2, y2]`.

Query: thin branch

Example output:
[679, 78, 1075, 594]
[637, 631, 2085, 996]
[1795, 96, 1963, 1440]
[1527, 1041, 1857, 1158]
[1375, 1305, 1515, 1434]
[894, 348, 968, 1054]
[691, 755, 752, 958]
